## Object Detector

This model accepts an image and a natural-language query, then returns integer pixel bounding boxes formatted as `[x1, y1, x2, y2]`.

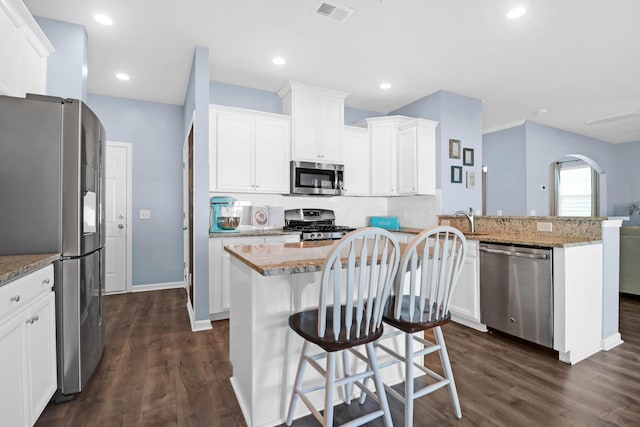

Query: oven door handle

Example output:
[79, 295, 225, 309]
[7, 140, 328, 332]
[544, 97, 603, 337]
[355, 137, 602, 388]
[479, 247, 549, 260]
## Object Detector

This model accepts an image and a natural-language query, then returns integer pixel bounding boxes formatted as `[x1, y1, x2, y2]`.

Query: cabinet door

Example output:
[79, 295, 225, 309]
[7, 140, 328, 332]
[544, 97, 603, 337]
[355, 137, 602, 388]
[370, 124, 396, 195]
[450, 241, 480, 322]
[0, 316, 28, 427]
[318, 96, 343, 162]
[291, 91, 319, 161]
[254, 118, 290, 193]
[26, 293, 57, 425]
[215, 113, 254, 191]
[343, 126, 370, 196]
[398, 126, 418, 194]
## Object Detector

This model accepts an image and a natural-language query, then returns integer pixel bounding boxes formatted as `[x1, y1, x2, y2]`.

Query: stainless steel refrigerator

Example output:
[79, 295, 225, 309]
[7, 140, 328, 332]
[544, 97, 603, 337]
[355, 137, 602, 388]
[0, 94, 106, 401]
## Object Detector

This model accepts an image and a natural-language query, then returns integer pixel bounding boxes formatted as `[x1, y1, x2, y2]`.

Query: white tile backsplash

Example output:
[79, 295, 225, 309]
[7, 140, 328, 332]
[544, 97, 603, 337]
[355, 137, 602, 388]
[210, 193, 388, 227]
[386, 191, 442, 229]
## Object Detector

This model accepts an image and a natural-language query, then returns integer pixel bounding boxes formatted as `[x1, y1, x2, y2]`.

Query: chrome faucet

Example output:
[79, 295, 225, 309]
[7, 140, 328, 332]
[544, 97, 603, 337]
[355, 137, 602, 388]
[453, 207, 475, 233]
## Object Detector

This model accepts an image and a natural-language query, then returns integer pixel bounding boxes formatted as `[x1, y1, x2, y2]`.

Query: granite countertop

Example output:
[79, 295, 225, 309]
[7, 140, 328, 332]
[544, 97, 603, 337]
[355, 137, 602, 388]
[209, 227, 300, 239]
[225, 240, 335, 275]
[0, 253, 60, 287]
[396, 227, 600, 248]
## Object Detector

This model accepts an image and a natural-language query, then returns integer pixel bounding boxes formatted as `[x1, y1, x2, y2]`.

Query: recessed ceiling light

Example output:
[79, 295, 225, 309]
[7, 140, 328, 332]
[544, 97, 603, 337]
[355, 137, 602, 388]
[506, 7, 526, 19]
[93, 14, 113, 26]
[379, 83, 391, 90]
[115, 72, 130, 81]
[536, 107, 548, 115]
[272, 57, 286, 65]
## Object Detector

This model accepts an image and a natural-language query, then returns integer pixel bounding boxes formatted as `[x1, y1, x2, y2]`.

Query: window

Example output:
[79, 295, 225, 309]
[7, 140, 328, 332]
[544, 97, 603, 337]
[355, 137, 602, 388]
[554, 163, 599, 217]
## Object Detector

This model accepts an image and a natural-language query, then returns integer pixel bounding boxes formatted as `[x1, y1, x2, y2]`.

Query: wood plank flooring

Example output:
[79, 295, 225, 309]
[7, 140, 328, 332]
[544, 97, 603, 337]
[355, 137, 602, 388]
[36, 290, 640, 426]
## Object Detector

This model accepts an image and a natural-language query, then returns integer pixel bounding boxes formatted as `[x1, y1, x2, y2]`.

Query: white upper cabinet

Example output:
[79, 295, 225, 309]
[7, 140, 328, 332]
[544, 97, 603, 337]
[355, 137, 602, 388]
[279, 81, 348, 163]
[366, 116, 411, 196]
[365, 116, 438, 196]
[0, 0, 53, 97]
[342, 125, 370, 196]
[400, 118, 438, 195]
[209, 105, 291, 193]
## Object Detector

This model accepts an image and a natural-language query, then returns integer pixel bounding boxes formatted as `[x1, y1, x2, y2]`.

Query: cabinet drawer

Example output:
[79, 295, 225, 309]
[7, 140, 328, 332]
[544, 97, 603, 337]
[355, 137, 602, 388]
[0, 264, 54, 320]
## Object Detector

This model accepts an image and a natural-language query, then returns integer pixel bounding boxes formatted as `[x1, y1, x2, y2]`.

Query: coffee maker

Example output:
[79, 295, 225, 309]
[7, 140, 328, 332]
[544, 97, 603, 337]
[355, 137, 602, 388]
[209, 196, 242, 233]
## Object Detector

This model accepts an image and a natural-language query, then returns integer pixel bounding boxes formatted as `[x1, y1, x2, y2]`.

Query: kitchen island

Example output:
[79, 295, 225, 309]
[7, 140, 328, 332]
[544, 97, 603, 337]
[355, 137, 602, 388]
[224, 241, 411, 427]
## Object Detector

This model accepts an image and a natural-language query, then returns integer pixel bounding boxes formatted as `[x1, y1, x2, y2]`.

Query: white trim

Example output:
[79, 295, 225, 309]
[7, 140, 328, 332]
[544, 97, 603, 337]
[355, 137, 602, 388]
[0, 0, 54, 54]
[210, 311, 229, 321]
[130, 281, 185, 293]
[186, 300, 213, 332]
[230, 376, 254, 427]
[450, 314, 488, 332]
[482, 119, 526, 135]
[106, 141, 133, 293]
[601, 333, 624, 351]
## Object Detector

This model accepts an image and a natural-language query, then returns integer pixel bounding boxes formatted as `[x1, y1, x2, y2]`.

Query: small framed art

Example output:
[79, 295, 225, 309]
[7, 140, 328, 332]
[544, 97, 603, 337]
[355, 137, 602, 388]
[451, 166, 462, 183]
[449, 139, 461, 159]
[463, 148, 475, 166]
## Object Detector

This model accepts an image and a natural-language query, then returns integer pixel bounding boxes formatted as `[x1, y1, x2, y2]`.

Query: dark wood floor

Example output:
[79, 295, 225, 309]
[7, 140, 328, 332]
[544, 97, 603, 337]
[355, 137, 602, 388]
[36, 290, 640, 426]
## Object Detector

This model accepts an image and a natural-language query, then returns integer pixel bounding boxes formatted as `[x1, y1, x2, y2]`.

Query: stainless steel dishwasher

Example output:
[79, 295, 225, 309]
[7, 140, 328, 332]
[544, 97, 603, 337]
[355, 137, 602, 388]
[479, 243, 553, 348]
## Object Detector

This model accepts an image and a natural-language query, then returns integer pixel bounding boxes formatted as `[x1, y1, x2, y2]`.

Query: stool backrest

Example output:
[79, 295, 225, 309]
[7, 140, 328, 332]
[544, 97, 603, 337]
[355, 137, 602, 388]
[319, 227, 401, 340]
[393, 226, 467, 323]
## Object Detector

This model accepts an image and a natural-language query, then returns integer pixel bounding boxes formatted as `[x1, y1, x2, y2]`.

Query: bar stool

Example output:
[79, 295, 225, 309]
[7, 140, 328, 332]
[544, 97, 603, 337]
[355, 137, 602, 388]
[361, 226, 467, 426]
[286, 227, 401, 427]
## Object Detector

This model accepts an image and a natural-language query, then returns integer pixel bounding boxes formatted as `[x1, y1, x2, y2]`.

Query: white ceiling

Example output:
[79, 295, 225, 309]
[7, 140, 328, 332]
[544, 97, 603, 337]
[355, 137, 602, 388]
[23, 0, 640, 143]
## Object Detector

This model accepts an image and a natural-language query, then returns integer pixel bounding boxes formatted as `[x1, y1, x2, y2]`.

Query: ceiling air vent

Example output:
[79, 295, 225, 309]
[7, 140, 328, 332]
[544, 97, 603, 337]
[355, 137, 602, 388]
[315, 1, 354, 23]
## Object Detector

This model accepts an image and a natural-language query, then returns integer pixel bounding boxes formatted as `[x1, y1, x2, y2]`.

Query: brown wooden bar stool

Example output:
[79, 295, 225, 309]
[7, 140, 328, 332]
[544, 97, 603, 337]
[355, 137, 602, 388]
[286, 227, 401, 427]
[360, 226, 467, 427]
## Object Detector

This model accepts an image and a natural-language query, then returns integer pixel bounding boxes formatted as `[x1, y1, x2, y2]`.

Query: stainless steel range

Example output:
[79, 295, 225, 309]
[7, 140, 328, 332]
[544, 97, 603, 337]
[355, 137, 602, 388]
[283, 209, 355, 241]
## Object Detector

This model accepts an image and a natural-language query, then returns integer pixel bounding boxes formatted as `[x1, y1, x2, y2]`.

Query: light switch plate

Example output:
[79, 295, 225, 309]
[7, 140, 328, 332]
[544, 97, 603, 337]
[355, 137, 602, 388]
[140, 209, 151, 219]
[537, 222, 553, 232]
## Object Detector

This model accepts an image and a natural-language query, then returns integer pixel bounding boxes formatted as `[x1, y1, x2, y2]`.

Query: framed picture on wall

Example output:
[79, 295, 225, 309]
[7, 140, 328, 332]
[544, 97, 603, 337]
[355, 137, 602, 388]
[449, 139, 461, 159]
[463, 148, 475, 166]
[451, 166, 462, 183]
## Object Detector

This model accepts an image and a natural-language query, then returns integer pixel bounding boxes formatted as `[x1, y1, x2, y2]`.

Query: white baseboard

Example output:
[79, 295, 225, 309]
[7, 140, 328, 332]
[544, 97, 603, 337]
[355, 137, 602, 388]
[451, 314, 488, 332]
[601, 333, 624, 351]
[131, 281, 185, 293]
[186, 300, 212, 332]
[230, 377, 253, 427]
[211, 311, 230, 321]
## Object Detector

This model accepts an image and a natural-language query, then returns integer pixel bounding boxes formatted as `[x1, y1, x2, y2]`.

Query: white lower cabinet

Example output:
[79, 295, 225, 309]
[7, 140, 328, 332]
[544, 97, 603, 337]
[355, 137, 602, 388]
[0, 264, 56, 427]
[449, 240, 486, 331]
[209, 234, 300, 318]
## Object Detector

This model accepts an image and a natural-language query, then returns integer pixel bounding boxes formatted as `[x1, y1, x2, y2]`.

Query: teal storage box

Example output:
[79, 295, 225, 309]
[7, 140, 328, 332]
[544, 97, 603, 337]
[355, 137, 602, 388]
[370, 216, 400, 230]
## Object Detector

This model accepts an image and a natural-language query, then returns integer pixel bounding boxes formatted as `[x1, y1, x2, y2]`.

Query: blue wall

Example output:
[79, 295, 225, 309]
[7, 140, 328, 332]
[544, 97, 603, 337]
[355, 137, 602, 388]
[87, 94, 184, 286]
[35, 17, 87, 101]
[611, 141, 640, 224]
[484, 121, 628, 217]
[184, 47, 211, 322]
[482, 124, 527, 215]
[344, 107, 385, 125]
[210, 80, 281, 113]
[392, 90, 483, 214]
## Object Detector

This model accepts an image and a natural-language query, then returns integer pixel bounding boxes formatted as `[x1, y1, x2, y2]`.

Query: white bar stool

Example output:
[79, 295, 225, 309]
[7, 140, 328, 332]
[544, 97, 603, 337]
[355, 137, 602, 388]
[286, 227, 401, 427]
[361, 226, 467, 426]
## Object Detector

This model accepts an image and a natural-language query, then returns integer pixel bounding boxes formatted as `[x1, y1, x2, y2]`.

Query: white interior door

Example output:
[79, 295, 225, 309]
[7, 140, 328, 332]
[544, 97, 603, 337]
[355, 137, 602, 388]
[105, 143, 130, 293]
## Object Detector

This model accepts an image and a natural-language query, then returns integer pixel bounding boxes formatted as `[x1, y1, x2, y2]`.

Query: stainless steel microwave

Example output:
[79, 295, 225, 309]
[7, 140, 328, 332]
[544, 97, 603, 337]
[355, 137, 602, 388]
[290, 161, 344, 196]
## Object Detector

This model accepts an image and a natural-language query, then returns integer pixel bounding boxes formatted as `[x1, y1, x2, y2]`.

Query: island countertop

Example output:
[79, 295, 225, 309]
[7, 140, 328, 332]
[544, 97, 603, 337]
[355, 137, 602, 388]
[224, 240, 337, 276]
[0, 253, 60, 287]
[397, 227, 601, 248]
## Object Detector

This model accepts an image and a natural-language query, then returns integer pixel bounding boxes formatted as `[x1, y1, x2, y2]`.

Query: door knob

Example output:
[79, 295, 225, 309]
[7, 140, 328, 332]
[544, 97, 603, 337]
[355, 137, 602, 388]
[118, 224, 124, 229]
